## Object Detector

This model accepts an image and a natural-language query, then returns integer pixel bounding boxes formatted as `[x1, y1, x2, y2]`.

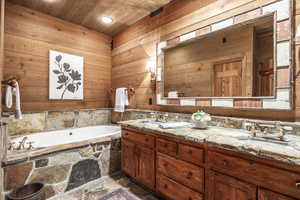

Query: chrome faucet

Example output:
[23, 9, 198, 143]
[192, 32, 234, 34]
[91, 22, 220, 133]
[156, 113, 169, 123]
[246, 121, 292, 141]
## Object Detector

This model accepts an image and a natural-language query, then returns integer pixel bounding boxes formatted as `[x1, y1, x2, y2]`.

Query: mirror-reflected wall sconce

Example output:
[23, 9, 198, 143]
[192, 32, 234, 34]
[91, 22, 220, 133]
[146, 59, 156, 90]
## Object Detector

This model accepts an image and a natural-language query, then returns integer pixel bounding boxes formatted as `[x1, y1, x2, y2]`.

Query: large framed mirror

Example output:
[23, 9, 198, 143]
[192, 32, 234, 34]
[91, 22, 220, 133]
[156, 0, 292, 110]
[163, 14, 275, 98]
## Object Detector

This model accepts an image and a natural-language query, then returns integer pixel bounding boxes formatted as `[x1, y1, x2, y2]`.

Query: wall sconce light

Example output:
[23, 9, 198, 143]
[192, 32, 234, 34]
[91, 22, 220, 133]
[146, 59, 157, 90]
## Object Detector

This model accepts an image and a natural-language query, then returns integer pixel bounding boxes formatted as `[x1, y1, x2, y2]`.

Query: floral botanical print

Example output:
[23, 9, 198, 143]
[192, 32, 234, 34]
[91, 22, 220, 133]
[53, 55, 82, 99]
[49, 50, 84, 100]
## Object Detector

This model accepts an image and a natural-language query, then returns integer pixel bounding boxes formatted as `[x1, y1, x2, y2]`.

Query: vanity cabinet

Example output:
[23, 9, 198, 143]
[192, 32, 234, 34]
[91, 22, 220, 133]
[121, 130, 155, 190]
[121, 139, 136, 178]
[207, 171, 256, 200]
[157, 174, 203, 200]
[121, 127, 300, 200]
[258, 189, 297, 200]
[135, 145, 155, 189]
[157, 153, 204, 193]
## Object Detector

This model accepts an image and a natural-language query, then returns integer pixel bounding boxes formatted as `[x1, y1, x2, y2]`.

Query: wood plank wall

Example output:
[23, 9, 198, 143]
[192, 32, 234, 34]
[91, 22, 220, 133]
[112, 0, 296, 121]
[3, 3, 112, 112]
[0, 1, 4, 198]
[295, 0, 300, 121]
[0, 0, 4, 113]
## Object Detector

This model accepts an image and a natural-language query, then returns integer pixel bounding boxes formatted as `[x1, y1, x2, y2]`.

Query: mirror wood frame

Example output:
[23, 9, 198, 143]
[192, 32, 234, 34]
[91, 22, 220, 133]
[155, 0, 292, 110]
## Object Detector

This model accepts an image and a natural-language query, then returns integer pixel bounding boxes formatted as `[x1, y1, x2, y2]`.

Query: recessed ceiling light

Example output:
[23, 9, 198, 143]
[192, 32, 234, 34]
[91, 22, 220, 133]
[43, 0, 58, 3]
[101, 16, 113, 24]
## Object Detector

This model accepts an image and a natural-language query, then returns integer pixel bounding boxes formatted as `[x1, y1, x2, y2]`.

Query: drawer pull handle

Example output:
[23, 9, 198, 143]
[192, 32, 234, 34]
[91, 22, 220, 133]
[164, 184, 168, 189]
[296, 182, 300, 188]
[163, 163, 168, 167]
[164, 144, 168, 148]
[145, 138, 149, 142]
[188, 150, 193, 155]
[188, 198, 193, 200]
[222, 160, 228, 166]
[186, 172, 193, 179]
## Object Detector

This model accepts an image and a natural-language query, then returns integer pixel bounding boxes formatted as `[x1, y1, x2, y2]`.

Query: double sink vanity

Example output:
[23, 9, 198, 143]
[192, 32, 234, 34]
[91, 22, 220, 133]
[120, 119, 300, 200]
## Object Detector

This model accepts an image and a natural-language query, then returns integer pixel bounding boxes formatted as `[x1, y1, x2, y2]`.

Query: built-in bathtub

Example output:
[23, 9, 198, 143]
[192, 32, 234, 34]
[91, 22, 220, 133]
[4, 125, 122, 199]
[11, 125, 121, 148]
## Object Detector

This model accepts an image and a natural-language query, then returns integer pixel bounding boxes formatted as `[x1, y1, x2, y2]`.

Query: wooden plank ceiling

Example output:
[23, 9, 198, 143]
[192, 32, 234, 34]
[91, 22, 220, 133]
[7, 0, 171, 36]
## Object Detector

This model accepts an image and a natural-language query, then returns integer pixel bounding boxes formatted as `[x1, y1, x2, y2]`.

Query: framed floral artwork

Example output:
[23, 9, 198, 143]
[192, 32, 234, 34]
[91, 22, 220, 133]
[49, 50, 84, 100]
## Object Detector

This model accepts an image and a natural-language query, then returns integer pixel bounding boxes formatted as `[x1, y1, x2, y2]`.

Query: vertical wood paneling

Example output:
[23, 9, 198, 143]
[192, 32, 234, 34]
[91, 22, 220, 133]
[3, 3, 112, 112]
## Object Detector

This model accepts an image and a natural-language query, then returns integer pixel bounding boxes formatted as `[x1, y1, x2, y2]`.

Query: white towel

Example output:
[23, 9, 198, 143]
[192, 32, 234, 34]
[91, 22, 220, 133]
[5, 85, 13, 108]
[114, 88, 129, 113]
[5, 82, 22, 120]
[159, 122, 190, 129]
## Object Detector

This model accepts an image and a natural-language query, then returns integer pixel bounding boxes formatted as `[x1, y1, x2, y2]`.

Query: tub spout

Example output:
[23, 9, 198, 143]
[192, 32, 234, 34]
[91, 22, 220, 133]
[17, 136, 28, 150]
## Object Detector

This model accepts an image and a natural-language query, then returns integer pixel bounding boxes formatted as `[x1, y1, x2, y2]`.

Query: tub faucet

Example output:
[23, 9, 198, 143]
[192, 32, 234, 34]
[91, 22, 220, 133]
[17, 136, 28, 150]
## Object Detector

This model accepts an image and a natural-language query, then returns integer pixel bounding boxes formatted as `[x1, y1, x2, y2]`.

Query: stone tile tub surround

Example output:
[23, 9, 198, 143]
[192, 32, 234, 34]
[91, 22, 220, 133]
[2, 109, 112, 136]
[120, 119, 300, 166]
[3, 137, 121, 200]
[113, 109, 300, 136]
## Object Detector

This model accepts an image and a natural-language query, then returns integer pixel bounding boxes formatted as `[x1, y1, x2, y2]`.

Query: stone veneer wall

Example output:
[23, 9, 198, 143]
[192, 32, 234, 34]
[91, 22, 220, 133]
[112, 109, 300, 136]
[2, 109, 112, 136]
[3, 138, 121, 199]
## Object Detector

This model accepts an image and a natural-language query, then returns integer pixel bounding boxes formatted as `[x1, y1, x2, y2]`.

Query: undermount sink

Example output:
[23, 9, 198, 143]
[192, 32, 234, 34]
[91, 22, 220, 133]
[238, 135, 291, 146]
[140, 120, 162, 125]
[140, 120, 191, 129]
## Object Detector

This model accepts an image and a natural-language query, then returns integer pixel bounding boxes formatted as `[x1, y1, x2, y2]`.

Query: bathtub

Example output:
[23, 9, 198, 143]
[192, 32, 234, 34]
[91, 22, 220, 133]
[5, 125, 122, 198]
[11, 125, 121, 148]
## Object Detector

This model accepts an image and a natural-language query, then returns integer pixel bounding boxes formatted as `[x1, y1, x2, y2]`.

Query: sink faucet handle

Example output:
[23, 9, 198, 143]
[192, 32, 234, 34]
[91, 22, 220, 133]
[8, 142, 16, 151]
[278, 128, 286, 141]
[163, 113, 169, 122]
[277, 126, 293, 141]
[250, 123, 257, 137]
[150, 112, 156, 119]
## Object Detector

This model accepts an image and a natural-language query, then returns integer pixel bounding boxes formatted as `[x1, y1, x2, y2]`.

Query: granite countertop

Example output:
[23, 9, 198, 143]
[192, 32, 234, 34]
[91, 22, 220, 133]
[119, 119, 300, 166]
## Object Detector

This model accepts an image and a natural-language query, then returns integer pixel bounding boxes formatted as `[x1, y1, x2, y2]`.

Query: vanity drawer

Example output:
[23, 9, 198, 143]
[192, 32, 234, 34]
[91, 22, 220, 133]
[157, 153, 204, 193]
[178, 144, 204, 165]
[208, 151, 300, 199]
[157, 174, 203, 200]
[157, 138, 177, 157]
[122, 129, 154, 148]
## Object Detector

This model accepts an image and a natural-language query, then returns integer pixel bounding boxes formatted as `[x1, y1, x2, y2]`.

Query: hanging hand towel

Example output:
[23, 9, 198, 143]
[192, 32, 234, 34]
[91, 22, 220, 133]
[5, 85, 13, 108]
[114, 88, 129, 113]
[5, 82, 22, 120]
[13, 82, 22, 119]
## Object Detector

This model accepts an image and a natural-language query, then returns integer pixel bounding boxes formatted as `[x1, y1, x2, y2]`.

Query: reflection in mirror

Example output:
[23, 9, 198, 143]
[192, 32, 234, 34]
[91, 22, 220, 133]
[163, 14, 274, 98]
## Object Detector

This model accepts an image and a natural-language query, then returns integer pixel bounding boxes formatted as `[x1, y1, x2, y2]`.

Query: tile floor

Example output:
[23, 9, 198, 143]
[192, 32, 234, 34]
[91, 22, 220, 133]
[51, 173, 163, 200]
[84, 173, 162, 200]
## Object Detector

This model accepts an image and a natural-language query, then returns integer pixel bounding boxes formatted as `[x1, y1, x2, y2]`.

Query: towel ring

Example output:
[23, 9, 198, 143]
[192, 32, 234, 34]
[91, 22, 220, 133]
[2, 76, 19, 88]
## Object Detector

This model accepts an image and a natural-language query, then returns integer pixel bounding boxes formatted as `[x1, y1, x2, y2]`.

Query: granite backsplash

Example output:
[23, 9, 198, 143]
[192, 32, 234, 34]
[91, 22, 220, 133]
[3, 108, 300, 137]
[112, 109, 300, 136]
[2, 109, 112, 136]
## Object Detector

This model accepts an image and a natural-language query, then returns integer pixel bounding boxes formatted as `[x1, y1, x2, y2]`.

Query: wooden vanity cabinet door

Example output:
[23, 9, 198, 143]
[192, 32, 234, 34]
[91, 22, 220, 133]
[208, 171, 257, 200]
[136, 145, 155, 190]
[122, 139, 136, 178]
[157, 174, 203, 200]
[258, 189, 297, 200]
